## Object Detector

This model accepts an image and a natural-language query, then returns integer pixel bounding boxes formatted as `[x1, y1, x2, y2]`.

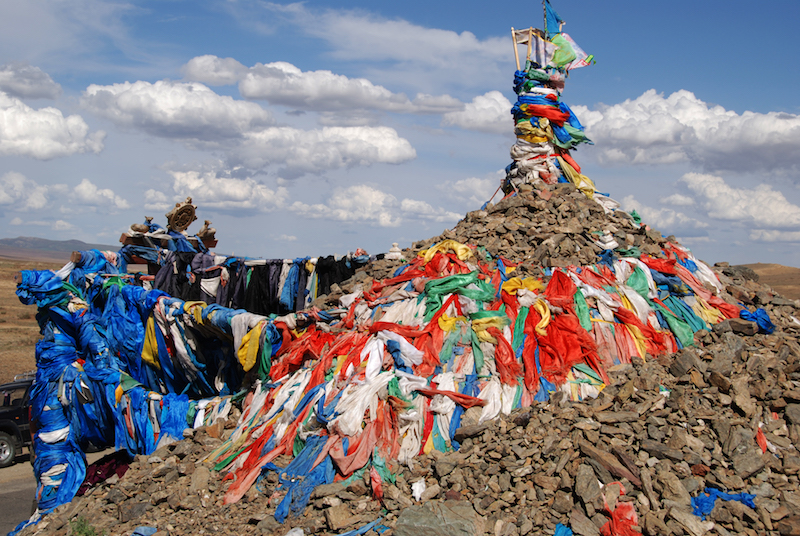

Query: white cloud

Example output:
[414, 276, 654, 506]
[400, 198, 460, 223]
[230, 126, 416, 176]
[0, 171, 49, 210]
[0, 92, 104, 159]
[53, 220, 75, 231]
[749, 230, 800, 243]
[277, 234, 297, 242]
[82, 80, 274, 140]
[289, 184, 459, 227]
[680, 172, 800, 229]
[71, 178, 129, 209]
[161, 165, 289, 212]
[144, 189, 171, 212]
[442, 91, 511, 134]
[621, 195, 708, 232]
[290, 184, 401, 227]
[0, 62, 61, 99]
[181, 55, 248, 86]
[237, 60, 462, 114]
[254, 4, 509, 94]
[659, 193, 695, 206]
[578, 89, 800, 173]
[7, 215, 74, 231]
[438, 173, 501, 207]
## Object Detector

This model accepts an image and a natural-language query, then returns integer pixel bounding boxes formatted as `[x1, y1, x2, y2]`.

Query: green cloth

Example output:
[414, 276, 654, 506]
[653, 301, 695, 348]
[423, 272, 496, 321]
[469, 329, 485, 373]
[512, 307, 529, 351]
[626, 267, 650, 300]
[573, 290, 592, 332]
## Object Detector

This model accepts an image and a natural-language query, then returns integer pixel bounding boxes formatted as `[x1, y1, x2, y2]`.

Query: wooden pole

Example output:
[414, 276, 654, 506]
[511, 27, 520, 71]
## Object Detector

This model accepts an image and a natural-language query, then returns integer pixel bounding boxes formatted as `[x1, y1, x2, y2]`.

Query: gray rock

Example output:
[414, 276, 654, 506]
[118, 500, 150, 523]
[394, 500, 480, 536]
[574, 464, 601, 504]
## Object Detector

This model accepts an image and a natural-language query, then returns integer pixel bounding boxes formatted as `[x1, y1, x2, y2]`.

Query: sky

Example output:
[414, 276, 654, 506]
[1, 0, 800, 267]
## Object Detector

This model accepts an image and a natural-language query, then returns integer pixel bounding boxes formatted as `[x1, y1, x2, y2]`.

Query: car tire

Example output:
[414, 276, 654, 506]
[0, 432, 16, 468]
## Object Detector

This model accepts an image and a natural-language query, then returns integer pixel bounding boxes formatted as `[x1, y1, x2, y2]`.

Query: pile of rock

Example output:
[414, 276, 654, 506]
[17, 181, 800, 536]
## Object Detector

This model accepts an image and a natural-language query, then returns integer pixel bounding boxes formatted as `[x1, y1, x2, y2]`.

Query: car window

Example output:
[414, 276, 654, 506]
[1, 386, 28, 407]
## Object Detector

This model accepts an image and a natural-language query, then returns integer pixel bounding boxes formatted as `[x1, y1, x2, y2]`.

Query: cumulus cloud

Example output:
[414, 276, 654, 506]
[181, 55, 248, 86]
[230, 126, 416, 176]
[236, 60, 462, 114]
[679, 172, 800, 229]
[289, 184, 460, 227]
[159, 165, 289, 212]
[53, 220, 75, 231]
[144, 189, 171, 212]
[82, 80, 274, 140]
[621, 195, 708, 233]
[0, 171, 49, 210]
[81, 79, 416, 176]
[0, 62, 61, 99]
[251, 4, 508, 93]
[7, 216, 74, 231]
[438, 174, 500, 207]
[400, 198, 460, 223]
[0, 92, 104, 159]
[659, 193, 695, 206]
[442, 91, 511, 134]
[578, 89, 800, 173]
[290, 184, 402, 227]
[749, 230, 800, 242]
[71, 178, 129, 209]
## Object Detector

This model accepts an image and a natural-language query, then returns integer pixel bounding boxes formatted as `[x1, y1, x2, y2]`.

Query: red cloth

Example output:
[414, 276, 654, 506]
[486, 327, 522, 385]
[600, 483, 639, 536]
[521, 104, 570, 125]
[639, 255, 678, 275]
[545, 270, 577, 311]
[416, 388, 487, 408]
[536, 314, 606, 385]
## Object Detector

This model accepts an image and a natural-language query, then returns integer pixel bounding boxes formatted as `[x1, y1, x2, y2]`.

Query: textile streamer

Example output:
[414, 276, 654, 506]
[504, 21, 596, 199]
[13, 237, 747, 529]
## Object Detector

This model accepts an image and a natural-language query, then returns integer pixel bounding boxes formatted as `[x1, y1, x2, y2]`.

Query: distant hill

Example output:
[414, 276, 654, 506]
[0, 236, 118, 262]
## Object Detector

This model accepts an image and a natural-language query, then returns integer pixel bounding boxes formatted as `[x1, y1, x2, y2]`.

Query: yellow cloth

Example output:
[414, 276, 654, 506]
[115, 384, 124, 405]
[501, 277, 544, 295]
[422, 427, 436, 455]
[438, 313, 467, 332]
[625, 324, 647, 361]
[557, 156, 596, 198]
[184, 301, 207, 325]
[471, 316, 509, 343]
[533, 299, 551, 336]
[418, 240, 473, 263]
[237, 321, 264, 372]
[141, 315, 161, 370]
[692, 296, 723, 325]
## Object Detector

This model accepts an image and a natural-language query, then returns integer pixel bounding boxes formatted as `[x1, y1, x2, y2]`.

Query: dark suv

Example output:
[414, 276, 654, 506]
[0, 374, 34, 468]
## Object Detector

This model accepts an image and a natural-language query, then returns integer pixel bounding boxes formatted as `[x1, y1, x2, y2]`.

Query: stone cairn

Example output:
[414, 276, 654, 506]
[21, 182, 800, 536]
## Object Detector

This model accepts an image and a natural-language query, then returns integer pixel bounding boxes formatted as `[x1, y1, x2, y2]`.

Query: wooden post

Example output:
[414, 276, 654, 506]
[511, 27, 520, 71]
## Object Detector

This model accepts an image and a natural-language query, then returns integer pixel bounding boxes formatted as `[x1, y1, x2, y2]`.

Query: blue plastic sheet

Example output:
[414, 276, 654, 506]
[691, 488, 756, 520]
[740, 308, 775, 334]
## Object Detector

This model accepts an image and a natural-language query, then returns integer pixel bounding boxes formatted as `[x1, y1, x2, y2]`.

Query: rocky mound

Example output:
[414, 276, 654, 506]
[15, 181, 800, 536]
[26, 313, 800, 536]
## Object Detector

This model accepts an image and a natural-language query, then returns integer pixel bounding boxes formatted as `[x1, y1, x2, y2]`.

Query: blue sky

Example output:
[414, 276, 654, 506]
[1, 0, 800, 266]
